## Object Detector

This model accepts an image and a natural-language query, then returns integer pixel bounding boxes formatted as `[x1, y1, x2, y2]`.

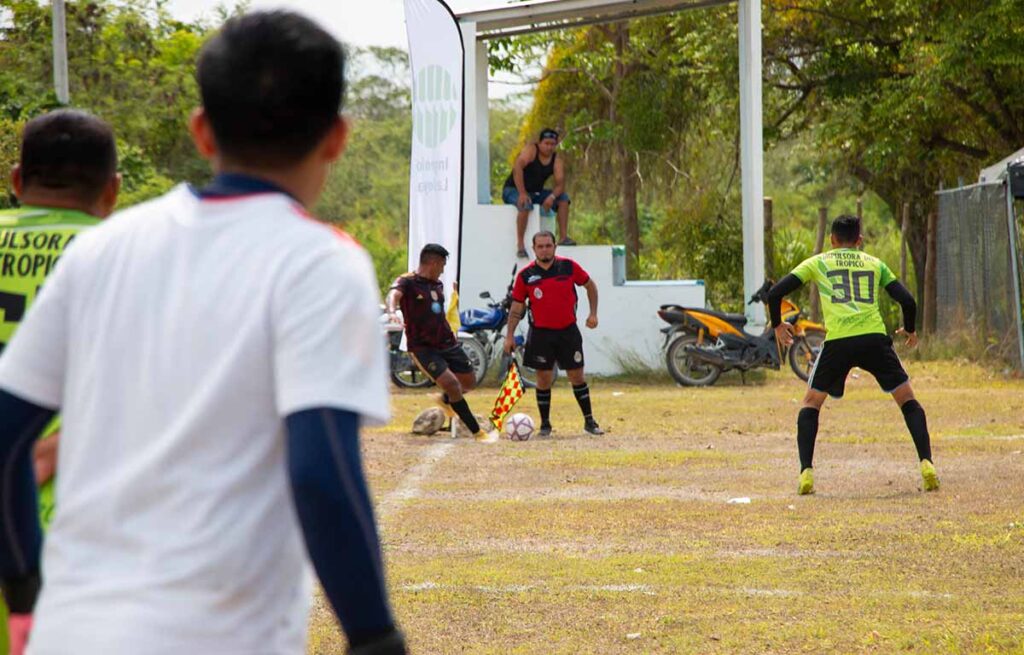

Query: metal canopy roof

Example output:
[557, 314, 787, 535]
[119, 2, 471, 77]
[455, 0, 736, 39]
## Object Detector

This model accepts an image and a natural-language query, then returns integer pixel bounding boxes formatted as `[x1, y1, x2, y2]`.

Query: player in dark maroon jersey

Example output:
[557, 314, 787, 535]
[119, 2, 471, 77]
[387, 244, 499, 442]
[503, 231, 603, 436]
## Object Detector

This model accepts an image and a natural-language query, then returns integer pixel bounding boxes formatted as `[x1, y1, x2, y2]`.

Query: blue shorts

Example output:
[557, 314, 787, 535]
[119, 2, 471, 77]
[502, 187, 571, 216]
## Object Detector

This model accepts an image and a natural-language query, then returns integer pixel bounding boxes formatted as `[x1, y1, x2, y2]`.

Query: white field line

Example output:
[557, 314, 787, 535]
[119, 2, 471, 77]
[945, 433, 1024, 441]
[378, 442, 455, 522]
[402, 582, 655, 595]
[400, 581, 954, 600]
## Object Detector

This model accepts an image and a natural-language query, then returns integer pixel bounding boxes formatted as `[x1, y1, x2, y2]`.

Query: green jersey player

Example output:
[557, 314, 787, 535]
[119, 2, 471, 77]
[767, 214, 938, 495]
[0, 109, 119, 654]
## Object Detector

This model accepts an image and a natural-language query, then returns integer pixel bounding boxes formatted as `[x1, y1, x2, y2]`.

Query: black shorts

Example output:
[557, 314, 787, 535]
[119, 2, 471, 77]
[809, 333, 909, 399]
[410, 345, 473, 381]
[525, 324, 584, 371]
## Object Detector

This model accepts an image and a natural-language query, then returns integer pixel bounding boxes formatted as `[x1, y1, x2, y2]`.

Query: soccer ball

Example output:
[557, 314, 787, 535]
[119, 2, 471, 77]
[505, 413, 535, 441]
[412, 407, 446, 435]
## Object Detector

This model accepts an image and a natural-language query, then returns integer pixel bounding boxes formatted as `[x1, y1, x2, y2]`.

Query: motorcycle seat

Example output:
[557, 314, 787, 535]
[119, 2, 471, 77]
[688, 307, 748, 328]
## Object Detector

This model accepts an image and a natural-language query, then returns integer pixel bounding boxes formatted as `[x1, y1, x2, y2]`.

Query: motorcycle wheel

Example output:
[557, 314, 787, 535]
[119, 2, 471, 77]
[789, 330, 825, 382]
[389, 351, 434, 389]
[459, 335, 490, 383]
[666, 333, 721, 387]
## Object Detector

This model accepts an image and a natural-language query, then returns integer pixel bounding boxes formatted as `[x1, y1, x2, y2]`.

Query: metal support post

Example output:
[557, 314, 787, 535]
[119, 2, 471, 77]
[738, 0, 765, 328]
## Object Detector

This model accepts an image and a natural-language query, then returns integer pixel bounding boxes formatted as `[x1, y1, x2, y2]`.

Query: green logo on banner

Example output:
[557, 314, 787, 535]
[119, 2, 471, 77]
[414, 65, 458, 148]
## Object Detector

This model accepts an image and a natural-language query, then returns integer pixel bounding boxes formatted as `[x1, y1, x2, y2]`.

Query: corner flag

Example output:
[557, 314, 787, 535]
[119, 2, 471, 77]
[446, 285, 460, 334]
[490, 360, 525, 430]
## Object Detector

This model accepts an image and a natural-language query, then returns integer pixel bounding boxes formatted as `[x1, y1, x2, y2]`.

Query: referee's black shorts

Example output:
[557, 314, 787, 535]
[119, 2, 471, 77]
[525, 324, 584, 371]
[808, 333, 909, 399]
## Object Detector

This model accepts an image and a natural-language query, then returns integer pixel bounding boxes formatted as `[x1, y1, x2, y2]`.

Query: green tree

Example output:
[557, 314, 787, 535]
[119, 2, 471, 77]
[316, 47, 413, 292]
[0, 0, 215, 206]
[763, 0, 1024, 296]
[493, 11, 738, 272]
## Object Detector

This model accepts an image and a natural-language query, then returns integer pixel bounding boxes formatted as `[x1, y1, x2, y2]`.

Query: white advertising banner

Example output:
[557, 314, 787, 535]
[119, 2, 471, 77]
[404, 0, 464, 298]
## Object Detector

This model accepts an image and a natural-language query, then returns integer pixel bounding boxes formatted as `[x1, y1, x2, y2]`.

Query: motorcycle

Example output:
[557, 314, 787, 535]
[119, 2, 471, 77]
[383, 309, 434, 389]
[657, 280, 825, 386]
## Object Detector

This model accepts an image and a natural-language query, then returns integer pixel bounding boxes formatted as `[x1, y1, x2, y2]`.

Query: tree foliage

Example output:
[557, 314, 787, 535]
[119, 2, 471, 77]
[491, 0, 1024, 302]
[0, 0, 217, 206]
[3, 0, 1019, 306]
[764, 0, 1024, 295]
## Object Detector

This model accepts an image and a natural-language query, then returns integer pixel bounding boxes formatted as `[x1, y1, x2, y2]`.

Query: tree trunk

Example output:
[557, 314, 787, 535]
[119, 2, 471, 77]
[900, 202, 910, 281]
[764, 197, 775, 281]
[924, 210, 938, 334]
[809, 207, 828, 322]
[622, 145, 640, 269]
[611, 24, 640, 272]
[902, 201, 930, 301]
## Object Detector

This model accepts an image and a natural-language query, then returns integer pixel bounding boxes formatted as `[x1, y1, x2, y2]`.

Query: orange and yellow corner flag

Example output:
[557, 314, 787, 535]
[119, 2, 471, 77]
[446, 286, 460, 334]
[490, 360, 526, 430]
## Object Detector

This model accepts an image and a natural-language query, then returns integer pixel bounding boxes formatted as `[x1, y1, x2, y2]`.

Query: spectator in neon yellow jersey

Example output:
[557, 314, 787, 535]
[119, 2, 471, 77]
[0, 109, 119, 655]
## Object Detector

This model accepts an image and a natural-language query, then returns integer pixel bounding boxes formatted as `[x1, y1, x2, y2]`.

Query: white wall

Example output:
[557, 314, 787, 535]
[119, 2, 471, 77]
[458, 204, 705, 375]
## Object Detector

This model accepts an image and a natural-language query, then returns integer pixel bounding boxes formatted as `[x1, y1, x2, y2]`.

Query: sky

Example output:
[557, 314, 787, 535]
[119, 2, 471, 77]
[164, 0, 532, 100]
[165, 0, 484, 49]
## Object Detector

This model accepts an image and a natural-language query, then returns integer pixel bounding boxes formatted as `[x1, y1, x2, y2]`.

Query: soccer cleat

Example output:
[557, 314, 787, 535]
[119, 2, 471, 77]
[583, 419, 604, 436]
[433, 393, 455, 419]
[475, 427, 501, 443]
[798, 468, 815, 495]
[920, 459, 940, 491]
[538, 422, 553, 438]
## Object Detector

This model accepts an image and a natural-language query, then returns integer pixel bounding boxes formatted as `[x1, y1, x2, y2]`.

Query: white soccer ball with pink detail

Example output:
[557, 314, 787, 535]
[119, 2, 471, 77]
[505, 412, 535, 441]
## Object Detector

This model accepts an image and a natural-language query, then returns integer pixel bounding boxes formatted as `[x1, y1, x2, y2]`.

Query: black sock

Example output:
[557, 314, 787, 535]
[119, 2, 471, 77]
[797, 407, 819, 471]
[901, 399, 932, 462]
[572, 383, 593, 421]
[450, 399, 480, 434]
[536, 388, 551, 426]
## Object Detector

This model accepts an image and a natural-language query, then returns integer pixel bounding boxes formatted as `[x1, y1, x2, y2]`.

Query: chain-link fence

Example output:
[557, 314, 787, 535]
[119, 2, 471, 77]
[935, 181, 1024, 368]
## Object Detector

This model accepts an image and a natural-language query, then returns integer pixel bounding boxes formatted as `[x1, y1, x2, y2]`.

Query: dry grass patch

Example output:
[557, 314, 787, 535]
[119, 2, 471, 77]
[308, 361, 1024, 654]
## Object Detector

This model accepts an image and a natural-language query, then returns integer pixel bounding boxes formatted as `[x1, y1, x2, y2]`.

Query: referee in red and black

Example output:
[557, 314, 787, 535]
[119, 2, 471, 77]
[503, 231, 603, 436]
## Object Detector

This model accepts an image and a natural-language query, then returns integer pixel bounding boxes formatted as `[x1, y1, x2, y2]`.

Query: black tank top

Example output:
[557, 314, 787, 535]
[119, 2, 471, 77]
[504, 146, 556, 192]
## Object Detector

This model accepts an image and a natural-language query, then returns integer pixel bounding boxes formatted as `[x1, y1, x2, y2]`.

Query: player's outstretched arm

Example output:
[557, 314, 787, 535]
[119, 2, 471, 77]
[0, 389, 54, 618]
[884, 281, 918, 346]
[385, 286, 403, 327]
[767, 274, 803, 345]
[285, 408, 406, 655]
[766, 274, 803, 326]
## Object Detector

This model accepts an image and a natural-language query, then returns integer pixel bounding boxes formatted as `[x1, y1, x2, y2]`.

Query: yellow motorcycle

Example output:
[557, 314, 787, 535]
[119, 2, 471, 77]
[657, 280, 825, 386]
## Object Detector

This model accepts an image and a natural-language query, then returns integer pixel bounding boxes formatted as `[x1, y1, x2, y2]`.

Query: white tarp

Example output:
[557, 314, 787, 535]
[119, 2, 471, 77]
[404, 0, 464, 298]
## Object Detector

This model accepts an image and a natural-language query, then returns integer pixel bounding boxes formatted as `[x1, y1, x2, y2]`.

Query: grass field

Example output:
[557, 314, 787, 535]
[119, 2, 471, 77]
[308, 360, 1024, 654]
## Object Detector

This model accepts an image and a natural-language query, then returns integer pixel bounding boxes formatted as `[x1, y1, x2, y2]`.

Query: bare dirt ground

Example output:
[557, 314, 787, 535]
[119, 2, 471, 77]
[308, 361, 1024, 654]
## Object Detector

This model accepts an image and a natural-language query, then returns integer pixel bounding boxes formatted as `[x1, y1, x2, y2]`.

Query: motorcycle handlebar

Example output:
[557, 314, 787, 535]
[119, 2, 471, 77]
[747, 279, 775, 305]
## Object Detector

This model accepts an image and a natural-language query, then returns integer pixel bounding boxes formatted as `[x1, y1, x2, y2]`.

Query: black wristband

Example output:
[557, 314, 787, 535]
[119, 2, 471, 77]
[2, 571, 41, 613]
[348, 629, 407, 655]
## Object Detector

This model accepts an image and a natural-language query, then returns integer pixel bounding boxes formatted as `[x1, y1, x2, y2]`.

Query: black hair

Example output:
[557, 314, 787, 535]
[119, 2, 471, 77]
[532, 230, 556, 246]
[420, 243, 449, 263]
[538, 128, 559, 142]
[19, 109, 117, 203]
[196, 11, 345, 168]
[831, 214, 861, 244]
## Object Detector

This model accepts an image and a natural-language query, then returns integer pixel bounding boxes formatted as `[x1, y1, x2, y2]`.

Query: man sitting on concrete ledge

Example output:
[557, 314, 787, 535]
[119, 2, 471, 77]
[502, 128, 575, 258]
